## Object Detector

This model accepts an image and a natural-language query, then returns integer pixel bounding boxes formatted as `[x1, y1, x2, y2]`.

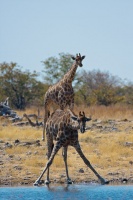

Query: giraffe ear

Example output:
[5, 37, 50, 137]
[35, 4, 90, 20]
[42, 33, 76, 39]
[71, 116, 78, 121]
[86, 117, 91, 121]
[82, 56, 85, 60]
[71, 56, 75, 60]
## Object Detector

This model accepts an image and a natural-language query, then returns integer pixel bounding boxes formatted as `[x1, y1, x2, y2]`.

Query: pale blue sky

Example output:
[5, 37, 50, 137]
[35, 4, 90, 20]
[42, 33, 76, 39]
[0, 0, 133, 82]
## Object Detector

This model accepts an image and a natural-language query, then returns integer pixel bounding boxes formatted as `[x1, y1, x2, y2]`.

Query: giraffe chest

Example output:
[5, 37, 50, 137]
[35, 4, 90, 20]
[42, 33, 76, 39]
[48, 84, 73, 99]
[47, 86, 74, 109]
[58, 89, 73, 100]
[57, 84, 73, 96]
[46, 122, 78, 143]
[53, 128, 78, 145]
[60, 130, 78, 146]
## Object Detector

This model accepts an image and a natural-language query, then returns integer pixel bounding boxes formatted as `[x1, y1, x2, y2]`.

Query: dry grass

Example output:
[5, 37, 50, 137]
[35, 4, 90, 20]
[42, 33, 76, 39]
[79, 130, 133, 163]
[0, 125, 41, 141]
[14, 103, 133, 121]
[75, 104, 133, 120]
[1, 104, 133, 185]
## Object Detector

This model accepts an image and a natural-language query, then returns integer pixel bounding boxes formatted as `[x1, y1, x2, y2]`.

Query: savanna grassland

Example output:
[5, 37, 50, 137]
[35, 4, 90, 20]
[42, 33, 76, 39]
[0, 105, 133, 186]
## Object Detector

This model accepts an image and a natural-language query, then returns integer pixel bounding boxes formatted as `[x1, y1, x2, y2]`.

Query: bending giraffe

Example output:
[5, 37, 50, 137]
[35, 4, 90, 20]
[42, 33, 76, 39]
[42, 53, 85, 140]
[34, 109, 108, 186]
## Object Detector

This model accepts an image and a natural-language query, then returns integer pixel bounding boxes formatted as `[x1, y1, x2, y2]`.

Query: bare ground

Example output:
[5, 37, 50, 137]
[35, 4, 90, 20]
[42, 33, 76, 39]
[0, 117, 133, 186]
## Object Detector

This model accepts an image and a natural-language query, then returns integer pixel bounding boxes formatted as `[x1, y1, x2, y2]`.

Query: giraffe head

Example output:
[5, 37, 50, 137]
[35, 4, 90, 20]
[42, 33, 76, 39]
[71, 53, 85, 67]
[71, 111, 91, 133]
[78, 111, 91, 133]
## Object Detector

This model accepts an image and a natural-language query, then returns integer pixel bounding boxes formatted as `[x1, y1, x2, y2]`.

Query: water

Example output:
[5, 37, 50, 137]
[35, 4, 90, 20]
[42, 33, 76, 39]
[0, 184, 133, 200]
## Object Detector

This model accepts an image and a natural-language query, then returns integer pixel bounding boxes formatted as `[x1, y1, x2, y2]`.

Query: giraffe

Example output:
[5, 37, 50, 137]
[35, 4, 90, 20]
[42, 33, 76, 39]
[34, 109, 107, 186]
[42, 53, 85, 140]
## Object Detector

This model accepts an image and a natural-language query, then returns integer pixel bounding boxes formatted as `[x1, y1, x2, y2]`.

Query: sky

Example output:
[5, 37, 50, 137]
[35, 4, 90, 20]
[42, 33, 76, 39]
[0, 0, 133, 82]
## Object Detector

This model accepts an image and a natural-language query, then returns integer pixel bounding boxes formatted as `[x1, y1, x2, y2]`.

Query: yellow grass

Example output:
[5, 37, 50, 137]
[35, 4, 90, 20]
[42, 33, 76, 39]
[12, 103, 133, 121]
[75, 104, 133, 120]
[24, 157, 46, 167]
[77, 124, 133, 172]
[1, 105, 133, 185]
[0, 125, 42, 141]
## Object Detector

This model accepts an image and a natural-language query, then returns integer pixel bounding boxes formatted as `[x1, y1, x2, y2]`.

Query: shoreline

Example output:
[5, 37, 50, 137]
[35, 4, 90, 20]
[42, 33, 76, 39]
[1, 178, 133, 187]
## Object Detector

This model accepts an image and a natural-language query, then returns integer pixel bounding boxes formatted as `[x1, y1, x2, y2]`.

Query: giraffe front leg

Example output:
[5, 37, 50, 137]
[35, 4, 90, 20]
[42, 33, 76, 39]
[45, 142, 54, 184]
[34, 161, 50, 186]
[62, 146, 73, 184]
[73, 143, 109, 185]
[34, 141, 62, 186]
[45, 168, 50, 185]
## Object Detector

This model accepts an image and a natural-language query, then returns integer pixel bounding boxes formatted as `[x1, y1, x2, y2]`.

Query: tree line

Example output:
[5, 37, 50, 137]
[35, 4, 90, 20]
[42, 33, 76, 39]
[0, 53, 133, 109]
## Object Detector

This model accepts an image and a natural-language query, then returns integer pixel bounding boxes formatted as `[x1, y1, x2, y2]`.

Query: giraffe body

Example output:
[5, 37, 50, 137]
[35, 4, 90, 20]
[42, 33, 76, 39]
[44, 81, 74, 111]
[42, 53, 85, 140]
[34, 109, 107, 186]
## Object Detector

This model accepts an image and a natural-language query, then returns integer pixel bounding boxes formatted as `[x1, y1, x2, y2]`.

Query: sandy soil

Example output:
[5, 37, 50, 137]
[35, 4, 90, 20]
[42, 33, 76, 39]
[0, 118, 133, 186]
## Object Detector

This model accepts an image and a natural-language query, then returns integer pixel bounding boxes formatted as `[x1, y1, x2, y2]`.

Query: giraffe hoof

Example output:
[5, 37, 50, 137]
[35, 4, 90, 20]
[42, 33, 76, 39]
[34, 179, 44, 186]
[67, 179, 73, 184]
[104, 179, 110, 185]
[34, 181, 39, 186]
[45, 180, 50, 185]
[100, 178, 109, 185]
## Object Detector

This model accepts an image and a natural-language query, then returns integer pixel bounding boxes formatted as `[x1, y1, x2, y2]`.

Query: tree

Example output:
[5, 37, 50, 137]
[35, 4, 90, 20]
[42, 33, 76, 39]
[75, 70, 123, 106]
[122, 82, 133, 105]
[42, 53, 74, 85]
[0, 62, 45, 109]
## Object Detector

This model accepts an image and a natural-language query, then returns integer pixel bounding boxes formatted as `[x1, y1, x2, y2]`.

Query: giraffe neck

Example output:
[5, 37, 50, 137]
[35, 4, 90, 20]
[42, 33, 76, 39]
[62, 62, 78, 84]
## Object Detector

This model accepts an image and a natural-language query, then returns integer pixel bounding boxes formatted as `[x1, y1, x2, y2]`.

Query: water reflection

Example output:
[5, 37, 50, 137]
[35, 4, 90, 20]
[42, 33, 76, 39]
[0, 184, 133, 200]
[46, 183, 70, 191]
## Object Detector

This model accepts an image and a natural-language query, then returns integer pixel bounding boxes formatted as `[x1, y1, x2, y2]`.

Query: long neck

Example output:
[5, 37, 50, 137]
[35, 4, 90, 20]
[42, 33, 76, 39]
[62, 62, 78, 84]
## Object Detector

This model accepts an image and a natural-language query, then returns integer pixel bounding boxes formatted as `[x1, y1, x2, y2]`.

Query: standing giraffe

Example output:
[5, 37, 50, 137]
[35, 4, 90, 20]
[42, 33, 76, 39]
[42, 53, 85, 140]
[34, 109, 107, 186]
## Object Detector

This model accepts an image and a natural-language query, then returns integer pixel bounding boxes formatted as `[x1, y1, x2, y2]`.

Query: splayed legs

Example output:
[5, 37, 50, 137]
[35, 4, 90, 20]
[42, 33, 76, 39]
[73, 142, 107, 185]
[34, 142, 61, 186]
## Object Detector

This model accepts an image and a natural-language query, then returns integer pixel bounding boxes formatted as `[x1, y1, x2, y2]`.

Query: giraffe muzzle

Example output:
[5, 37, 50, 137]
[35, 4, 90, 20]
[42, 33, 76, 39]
[80, 126, 85, 133]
